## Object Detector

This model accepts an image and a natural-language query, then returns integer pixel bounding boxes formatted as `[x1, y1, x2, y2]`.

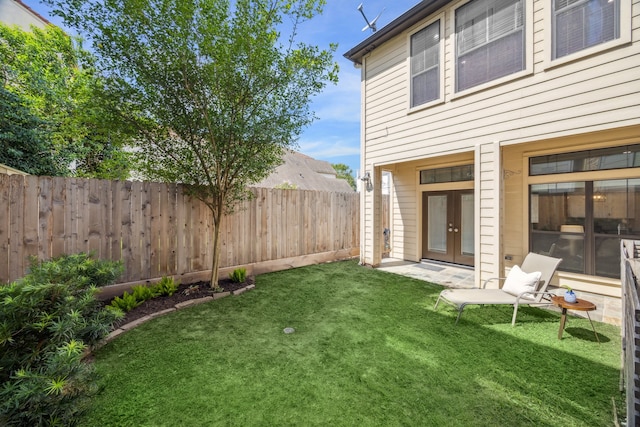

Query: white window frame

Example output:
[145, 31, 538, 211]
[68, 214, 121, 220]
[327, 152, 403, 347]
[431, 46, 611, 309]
[544, 0, 631, 69]
[451, 0, 533, 99]
[407, 13, 445, 113]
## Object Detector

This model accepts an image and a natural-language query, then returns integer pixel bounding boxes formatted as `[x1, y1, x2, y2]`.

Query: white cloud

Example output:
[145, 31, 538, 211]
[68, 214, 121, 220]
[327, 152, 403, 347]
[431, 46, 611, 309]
[298, 137, 360, 159]
[311, 67, 361, 123]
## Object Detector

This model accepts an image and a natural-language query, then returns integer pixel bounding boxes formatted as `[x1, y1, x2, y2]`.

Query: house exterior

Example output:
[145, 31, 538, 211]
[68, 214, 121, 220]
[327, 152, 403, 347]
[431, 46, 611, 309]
[0, 163, 28, 175]
[0, 0, 50, 30]
[345, 0, 640, 324]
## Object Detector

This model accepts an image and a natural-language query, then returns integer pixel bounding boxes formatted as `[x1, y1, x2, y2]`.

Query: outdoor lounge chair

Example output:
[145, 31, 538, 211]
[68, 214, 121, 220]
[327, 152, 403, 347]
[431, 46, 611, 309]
[434, 253, 562, 326]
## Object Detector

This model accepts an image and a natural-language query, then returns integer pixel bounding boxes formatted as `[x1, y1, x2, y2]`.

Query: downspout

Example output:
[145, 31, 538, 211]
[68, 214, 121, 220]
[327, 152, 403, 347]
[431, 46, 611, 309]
[359, 57, 367, 265]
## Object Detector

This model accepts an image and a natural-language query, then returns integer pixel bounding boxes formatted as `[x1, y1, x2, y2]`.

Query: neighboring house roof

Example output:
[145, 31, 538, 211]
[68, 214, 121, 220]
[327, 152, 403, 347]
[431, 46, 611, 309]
[0, 0, 51, 30]
[0, 163, 29, 175]
[344, 0, 452, 65]
[254, 151, 354, 193]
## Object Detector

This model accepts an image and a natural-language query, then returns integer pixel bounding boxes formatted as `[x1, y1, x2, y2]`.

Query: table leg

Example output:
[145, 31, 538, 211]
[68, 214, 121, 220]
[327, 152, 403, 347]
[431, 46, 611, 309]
[558, 308, 568, 340]
[586, 312, 600, 344]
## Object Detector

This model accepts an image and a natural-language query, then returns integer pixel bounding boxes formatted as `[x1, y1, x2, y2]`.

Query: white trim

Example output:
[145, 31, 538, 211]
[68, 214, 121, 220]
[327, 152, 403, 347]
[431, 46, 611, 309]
[450, 0, 534, 100]
[543, 0, 632, 70]
[406, 13, 446, 113]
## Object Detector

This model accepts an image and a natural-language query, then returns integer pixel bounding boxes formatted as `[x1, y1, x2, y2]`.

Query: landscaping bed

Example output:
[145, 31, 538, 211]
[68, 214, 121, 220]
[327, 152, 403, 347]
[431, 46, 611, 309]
[114, 277, 254, 325]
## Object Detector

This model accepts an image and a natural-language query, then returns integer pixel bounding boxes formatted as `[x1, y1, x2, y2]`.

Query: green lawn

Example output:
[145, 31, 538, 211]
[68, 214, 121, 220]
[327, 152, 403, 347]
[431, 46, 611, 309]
[83, 260, 622, 426]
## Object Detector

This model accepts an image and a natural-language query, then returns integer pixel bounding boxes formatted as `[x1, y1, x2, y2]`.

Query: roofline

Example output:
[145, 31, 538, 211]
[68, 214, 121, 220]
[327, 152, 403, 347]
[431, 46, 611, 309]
[343, 0, 453, 65]
[14, 0, 51, 26]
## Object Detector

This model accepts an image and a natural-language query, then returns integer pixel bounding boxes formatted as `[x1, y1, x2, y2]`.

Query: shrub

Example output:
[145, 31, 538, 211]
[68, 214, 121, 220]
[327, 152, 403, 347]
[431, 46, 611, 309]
[25, 252, 124, 289]
[109, 291, 141, 313]
[0, 253, 124, 426]
[229, 267, 247, 283]
[153, 276, 179, 296]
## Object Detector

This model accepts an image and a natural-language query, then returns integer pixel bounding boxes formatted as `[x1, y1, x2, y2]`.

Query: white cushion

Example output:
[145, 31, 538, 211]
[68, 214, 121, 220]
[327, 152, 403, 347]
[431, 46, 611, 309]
[501, 265, 541, 300]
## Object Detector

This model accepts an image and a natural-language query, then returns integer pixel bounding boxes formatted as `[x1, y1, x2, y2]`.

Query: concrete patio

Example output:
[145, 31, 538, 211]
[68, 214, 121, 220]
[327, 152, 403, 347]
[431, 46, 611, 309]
[377, 258, 475, 289]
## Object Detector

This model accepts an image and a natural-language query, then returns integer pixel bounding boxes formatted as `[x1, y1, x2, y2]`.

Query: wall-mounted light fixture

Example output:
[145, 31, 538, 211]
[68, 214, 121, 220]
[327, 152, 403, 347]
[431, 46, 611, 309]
[360, 171, 373, 191]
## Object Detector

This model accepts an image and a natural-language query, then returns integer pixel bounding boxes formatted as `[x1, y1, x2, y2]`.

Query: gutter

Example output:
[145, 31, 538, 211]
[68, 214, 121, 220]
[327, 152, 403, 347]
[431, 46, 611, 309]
[343, 0, 453, 65]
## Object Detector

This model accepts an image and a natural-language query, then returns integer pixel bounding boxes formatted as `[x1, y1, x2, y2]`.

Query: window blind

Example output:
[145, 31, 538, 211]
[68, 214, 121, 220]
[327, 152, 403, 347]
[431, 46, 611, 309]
[411, 21, 440, 107]
[553, 0, 619, 59]
[455, 0, 525, 92]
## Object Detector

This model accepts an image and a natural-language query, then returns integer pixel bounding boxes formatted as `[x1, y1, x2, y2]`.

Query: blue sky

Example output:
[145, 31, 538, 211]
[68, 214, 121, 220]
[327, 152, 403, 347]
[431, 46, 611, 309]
[25, 0, 420, 176]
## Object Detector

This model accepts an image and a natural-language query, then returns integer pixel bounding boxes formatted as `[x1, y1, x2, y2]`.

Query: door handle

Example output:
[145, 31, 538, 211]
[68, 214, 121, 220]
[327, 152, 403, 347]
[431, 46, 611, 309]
[454, 228, 459, 233]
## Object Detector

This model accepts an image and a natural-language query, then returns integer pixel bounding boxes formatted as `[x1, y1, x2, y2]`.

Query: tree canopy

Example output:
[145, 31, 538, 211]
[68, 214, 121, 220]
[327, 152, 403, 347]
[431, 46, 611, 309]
[332, 163, 356, 191]
[47, 0, 338, 286]
[0, 23, 134, 178]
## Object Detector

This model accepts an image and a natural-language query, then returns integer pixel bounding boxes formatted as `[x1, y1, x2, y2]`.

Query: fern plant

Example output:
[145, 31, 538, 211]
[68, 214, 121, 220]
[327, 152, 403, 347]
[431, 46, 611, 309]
[131, 284, 157, 302]
[153, 276, 179, 296]
[109, 291, 141, 312]
[229, 268, 247, 283]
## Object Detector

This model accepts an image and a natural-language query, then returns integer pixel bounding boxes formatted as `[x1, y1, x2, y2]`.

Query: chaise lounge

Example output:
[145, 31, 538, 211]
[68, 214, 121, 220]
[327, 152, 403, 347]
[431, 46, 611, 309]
[434, 253, 563, 326]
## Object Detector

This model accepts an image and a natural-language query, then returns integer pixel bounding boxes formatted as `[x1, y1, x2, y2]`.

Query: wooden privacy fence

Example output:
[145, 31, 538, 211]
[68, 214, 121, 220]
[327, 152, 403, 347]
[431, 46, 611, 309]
[0, 174, 359, 285]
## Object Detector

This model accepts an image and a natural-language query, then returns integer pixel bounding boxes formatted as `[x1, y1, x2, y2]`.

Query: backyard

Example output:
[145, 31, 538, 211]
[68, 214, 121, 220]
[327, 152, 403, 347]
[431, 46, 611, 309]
[83, 260, 622, 426]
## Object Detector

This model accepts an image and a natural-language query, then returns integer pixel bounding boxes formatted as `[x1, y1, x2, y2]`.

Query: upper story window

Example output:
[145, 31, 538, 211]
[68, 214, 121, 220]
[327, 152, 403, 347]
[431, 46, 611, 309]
[455, 0, 525, 92]
[552, 0, 620, 59]
[410, 20, 441, 108]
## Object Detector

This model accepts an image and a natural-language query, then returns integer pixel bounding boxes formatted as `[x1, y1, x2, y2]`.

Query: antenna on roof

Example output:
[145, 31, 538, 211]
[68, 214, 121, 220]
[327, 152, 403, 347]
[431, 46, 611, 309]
[357, 3, 384, 33]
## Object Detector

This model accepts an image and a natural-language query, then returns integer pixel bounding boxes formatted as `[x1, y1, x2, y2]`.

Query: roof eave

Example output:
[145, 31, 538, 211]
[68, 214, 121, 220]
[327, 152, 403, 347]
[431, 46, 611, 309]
[343, 0, 453, 65]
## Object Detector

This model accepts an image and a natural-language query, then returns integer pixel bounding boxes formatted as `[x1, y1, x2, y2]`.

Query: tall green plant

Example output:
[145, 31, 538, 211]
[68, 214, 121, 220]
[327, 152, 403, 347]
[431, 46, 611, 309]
[0, 254, 124, 426]
[47, 0, 339, 289]
[0, 23, 135, 178]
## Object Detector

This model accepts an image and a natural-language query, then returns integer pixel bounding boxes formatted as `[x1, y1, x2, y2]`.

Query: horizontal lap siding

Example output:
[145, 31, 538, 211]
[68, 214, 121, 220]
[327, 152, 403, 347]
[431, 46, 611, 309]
[362, 0, 640, 170]
[0, 178, 359, 284]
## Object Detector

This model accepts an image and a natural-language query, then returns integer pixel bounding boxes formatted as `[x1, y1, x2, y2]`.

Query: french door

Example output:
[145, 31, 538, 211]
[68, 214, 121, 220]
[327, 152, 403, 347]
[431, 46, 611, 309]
[422, 190, 475, 266]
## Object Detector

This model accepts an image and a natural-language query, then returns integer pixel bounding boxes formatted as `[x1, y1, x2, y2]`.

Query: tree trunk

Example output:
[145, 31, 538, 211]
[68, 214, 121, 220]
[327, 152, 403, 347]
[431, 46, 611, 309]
[209, 207, 222, 291]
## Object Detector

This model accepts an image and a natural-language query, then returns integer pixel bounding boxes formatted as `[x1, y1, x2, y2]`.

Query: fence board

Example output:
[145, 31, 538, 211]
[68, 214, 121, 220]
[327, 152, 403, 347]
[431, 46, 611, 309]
[0, 174, 9, 282]
[51, 177, 66, 257]
[141, 182, 152, 279]
[166, 184, 177, 276]
[76, 179, 89, 254]
[150, 182, 161, 276]
[9, 175, 24, 279]
[38, 176, 53, 260]
[0, 176, 359, 284]
[22, 176, 39, 266]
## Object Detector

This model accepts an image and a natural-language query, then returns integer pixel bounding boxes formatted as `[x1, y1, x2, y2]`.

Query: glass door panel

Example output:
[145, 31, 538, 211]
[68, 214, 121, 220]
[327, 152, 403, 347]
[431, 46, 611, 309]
[460, 194, 475, 257]
[427, 195, 448, 253]
[422, 191, 474, 266]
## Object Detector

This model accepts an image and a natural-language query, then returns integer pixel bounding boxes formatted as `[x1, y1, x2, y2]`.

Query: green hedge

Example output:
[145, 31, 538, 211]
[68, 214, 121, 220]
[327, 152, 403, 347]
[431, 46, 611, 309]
[0, 253, 124, 426]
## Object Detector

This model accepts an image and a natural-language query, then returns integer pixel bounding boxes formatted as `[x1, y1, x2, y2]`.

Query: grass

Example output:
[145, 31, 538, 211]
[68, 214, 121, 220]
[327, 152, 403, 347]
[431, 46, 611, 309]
[83, 260, 622, 426]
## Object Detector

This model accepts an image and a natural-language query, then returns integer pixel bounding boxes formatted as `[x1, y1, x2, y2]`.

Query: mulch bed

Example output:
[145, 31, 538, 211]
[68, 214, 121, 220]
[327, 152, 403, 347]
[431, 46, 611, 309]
[113, 277, 254, 326]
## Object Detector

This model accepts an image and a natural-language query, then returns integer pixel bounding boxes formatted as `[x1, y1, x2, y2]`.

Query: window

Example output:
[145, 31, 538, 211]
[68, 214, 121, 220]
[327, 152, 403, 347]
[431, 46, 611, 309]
[553, 0, 620, 60]
[420, 165, 474, 184]
[530, 144, 640, 175]
[455, 0, 525, 92]
[530, 178, 640, 279]
[411, 20, 441, 107]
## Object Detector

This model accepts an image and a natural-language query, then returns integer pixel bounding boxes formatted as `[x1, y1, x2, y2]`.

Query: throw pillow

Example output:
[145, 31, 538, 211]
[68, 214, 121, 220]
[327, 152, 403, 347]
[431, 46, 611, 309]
[502, 265, 541, 300]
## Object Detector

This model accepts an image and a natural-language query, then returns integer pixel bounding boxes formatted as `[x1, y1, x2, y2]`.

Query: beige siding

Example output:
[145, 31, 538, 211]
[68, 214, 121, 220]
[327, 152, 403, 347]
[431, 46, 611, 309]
[360, 0, 640, 271]
[476, 142, 501, 286]
[0, 0, 48, 30]
[0, 164, 28, 176]
[361, 0, 640, 171]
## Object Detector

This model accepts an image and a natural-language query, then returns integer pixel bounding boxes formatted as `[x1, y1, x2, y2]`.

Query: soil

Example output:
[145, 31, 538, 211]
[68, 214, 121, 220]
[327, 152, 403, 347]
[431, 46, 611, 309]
[112, 277, 254, 326]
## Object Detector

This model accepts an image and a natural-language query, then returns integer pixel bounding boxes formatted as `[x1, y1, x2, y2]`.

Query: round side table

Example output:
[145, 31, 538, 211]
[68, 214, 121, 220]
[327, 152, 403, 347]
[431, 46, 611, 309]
[551, 295, 599, 343]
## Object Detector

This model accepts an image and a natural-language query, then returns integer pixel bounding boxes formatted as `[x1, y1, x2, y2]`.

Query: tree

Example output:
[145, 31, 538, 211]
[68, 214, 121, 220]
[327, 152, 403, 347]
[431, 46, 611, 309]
[332, 163, 356, 191]
[0, 23, 134, 178]
[0, 86, 60, 175]
[48, 0, 338, 288]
